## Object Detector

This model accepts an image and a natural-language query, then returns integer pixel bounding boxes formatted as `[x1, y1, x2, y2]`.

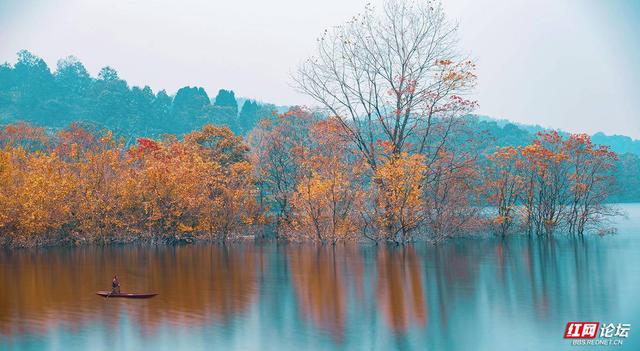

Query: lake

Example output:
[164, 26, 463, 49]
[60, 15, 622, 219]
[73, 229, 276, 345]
[1, 204, 639, 351]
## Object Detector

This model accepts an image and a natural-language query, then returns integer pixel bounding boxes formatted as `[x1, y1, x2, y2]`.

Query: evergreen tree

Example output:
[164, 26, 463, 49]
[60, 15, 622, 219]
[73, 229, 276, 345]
[238, 100, 259, 134]
[212, 89, 238, 132]
[92, 66, 130, 132]
[54, 56, 92, 124]
[12, 50, 54, 122]
[213, 89, 238, 115]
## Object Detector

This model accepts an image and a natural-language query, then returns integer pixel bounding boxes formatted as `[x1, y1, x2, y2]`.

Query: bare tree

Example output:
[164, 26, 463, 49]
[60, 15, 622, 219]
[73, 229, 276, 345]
[294, 0, 477, 170]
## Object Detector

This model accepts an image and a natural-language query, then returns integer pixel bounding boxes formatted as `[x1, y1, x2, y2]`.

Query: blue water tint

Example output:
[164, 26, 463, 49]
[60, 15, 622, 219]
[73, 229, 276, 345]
[1, 204, 639, 351]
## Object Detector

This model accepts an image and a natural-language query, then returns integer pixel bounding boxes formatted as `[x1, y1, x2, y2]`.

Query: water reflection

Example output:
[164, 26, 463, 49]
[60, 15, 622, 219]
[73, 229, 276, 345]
[1, 213, 639, 351]
[375, 247, 427, 334]
[288, 245, 349, 341]
[0, 245, 259, 337]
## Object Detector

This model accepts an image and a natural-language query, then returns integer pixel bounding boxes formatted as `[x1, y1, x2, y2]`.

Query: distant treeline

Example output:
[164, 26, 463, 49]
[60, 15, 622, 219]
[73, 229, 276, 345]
[462, 117, 640, 203]
[0, 50, 638, 204]
[0, 50, 275, 137]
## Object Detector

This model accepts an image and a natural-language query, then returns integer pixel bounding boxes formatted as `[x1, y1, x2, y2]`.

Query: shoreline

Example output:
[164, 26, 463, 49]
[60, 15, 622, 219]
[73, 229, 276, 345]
[0, 229, 618, 250]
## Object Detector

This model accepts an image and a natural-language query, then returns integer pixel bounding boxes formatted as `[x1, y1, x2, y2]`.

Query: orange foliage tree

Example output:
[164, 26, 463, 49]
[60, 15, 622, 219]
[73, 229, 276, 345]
[289, 119, 364, 244]
[290, 0, 484, 243]
[484, 146, 524, 235]
[0, 123, 262, 247]
[248, 107, 316, 237]
[367, 149, 427, 244]
[563, 134, 618, 235]
[0, 118, 620, 247]
[422, 148, 481, 240]
[484, 131, 618, 236]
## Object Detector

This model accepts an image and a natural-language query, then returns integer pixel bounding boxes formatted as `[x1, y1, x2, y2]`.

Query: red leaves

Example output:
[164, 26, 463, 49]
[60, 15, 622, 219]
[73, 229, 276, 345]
[0, 123, 261, 246]
[0, 123, 49, 152]
[131, 138, 163, 160]
[136, 138, 160, 153]
[485, 131, 619, 235]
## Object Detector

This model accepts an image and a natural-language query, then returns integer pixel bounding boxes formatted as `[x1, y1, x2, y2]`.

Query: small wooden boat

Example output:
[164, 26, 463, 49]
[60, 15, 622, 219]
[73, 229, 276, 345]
[96, 291, 158, 299]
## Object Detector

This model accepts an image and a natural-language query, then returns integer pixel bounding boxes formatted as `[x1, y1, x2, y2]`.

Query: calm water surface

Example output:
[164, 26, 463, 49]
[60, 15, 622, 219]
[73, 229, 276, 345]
[1, 204, 639, 351]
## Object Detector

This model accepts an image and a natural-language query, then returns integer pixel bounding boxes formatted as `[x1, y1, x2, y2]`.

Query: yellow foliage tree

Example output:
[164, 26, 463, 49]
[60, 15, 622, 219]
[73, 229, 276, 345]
[289, 119, 363, 244]
[0, 123, 264, 247]
[370, 151, 427, 244]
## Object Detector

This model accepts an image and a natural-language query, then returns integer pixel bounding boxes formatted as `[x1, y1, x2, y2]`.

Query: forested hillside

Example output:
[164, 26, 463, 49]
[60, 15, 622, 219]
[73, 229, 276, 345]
[0, 50, 275, 137]
[1, 50, 638, 202]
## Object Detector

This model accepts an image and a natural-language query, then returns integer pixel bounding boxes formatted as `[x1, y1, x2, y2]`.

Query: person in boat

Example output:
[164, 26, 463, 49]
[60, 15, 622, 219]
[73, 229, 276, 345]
[111, 275, 121, 294]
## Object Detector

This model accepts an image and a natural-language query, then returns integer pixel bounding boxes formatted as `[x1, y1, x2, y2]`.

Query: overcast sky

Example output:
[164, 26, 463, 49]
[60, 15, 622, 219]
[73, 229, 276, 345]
[1, 0, 638, 138]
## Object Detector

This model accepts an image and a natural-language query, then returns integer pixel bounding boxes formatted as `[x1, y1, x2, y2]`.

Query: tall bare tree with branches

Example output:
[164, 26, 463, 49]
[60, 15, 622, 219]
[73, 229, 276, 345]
[294, 0, 477, 171]
[294, 0, 479, 242]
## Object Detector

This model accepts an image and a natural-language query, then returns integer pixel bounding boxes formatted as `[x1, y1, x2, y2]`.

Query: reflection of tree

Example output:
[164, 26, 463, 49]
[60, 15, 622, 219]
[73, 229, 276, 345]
[427, 242, 479, 335]
[375, 247, 427, 334]
[288, 245, 351, 342]
[510, 237, 611, 319]
[425, 237, 613, 333]
[0, 245, 259, 337]
[0, 237, 618, 346]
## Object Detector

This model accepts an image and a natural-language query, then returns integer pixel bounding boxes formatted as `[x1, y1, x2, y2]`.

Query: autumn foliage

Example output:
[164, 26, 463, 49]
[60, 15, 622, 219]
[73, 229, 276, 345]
[0, 0, 622, 248]
[0, 123, 262, 247]
[252, 109, 482, 244]
[484, 131, 618, 236]
[250, 109, 619, 243]
[0, 116, 620, 247]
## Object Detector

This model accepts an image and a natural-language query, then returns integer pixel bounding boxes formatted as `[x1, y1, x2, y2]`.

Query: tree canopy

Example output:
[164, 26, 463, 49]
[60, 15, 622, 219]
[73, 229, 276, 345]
[0, 51, 275, 138]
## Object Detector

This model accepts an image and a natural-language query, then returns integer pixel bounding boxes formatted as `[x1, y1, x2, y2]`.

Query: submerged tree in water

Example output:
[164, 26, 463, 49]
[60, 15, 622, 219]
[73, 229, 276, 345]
[484, 132, 618, 236]
[0, 123, 262, 247]
[294, 0, 480, 242]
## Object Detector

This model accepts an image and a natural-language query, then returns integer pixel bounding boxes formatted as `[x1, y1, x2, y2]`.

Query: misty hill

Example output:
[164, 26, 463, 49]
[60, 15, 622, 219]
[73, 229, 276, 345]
[471, 114, 640, 157]
[2, 51, 638, 155]
[592, 133, 640, 156]
[0, 50, 276, 138]
[466, 117, 640, 202]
